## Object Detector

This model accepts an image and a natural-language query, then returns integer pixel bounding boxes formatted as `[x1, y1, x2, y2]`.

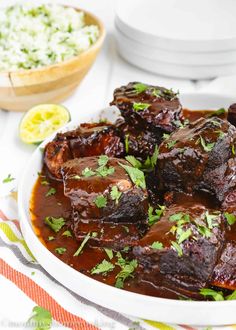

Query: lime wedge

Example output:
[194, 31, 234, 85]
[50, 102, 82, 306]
[19, 104, 70, 144]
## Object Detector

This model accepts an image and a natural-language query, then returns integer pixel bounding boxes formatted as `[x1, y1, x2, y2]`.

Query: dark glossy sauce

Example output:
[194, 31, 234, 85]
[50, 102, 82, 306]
[30, 109, 235, 300]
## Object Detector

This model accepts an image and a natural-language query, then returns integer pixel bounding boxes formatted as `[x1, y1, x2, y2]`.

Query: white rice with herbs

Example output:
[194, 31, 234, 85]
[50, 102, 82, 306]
[0, 4, 99, 71]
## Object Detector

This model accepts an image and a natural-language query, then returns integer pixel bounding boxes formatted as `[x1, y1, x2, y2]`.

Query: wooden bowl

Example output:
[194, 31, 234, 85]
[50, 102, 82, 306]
[0, 8, 105, 112]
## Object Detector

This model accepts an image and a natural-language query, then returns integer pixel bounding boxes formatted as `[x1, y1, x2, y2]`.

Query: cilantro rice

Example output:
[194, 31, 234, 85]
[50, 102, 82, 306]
[0, 4, 99, 71]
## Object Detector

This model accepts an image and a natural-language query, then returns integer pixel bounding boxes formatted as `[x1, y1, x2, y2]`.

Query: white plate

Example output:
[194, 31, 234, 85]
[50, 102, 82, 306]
[18, 93, 236, 326]
[117, 45, 236, 79]
[116, 26, 236, 66]
[116, 0, 236, 52]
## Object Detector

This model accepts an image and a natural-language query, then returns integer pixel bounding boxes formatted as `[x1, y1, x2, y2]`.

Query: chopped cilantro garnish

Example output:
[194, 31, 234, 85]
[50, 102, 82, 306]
[98, 155, 109, 167]
[119, 162, 146, 189]
[133, 102, 150, 112]
[125, 155, 142, 168]
[110, 186, 122, 204]
[224, 212, 236, 225]
[226, 290, 236, 300]
[177, 228, 192, 244]
[41, 179, 49, 186]
[205, 211, 218, 229]
[71, 175, 81, 180]
[200, 288, 224, 301]
[232, 145, 235, 155]
[44, 216, 65, 233]
[124, 134, 129, 153]
[143, 145, 159, 169]
[55, 247, 66, 254]
[91, 259, 115, 275]
[122, 225, 129, 233]
[73, 232, 91, 256]
[208, 108, 226, 117]
[48, 236, 54, 241]
[45, 187, 56, 197]
[82, 167, 96, 177]
[215, 130, 225, 139]
[94, 195, 107, 208]
[150, 241, 163, 250]
[133, 82, 148, 94]
[62, 230, 72, 237]
[197, 225, 212, 238]
[163, 133, 170, 140]
[169, 213, 184, 222]
[171, 241, 183, 257]
[199, 136, 215, 152]
[104, 248, 113, 260]
[2, 174, 15, 183]
[115, 252, 138, 288]
[96, 165, 115, 177]
[166, 140, 177, 149]
[148, 205, 165, 226]
[27, 306, 52, 330]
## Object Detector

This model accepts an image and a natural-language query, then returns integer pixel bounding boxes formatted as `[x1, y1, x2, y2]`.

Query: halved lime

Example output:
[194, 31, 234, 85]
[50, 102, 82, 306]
[19, 104, 70, 144]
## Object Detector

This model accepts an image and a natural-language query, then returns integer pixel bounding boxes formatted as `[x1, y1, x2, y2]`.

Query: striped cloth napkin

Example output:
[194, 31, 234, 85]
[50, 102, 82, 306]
[0, 180, 234, 330]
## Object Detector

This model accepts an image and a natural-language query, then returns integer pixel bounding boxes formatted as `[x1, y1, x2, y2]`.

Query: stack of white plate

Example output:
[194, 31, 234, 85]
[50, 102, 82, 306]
[115, 0, 236, 79]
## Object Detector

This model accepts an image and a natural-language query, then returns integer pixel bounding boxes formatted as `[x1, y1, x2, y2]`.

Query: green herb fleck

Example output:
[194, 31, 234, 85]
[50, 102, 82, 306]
[148, 205, 165, 226]
[167, 140, 177, 149]
[41, 179, 49, 186]
[3, 174, 15, 183]
[226, 290, 236, 300]
[62, 230, 72, 237]
[177, 228, 192, 244]
[71, 175, 81, 180]
[96, 166, 115, 177]
[122, 225, 129, 233]
[48, 236, 55, 241]
[208, 108, 226, 117]
[133, 83, 148, 94]
[171, 241, 183, 257]
[104, 248, 113, 260]
[110, 186, 122, 204]
[197, 225, 212, 238]
[199, 136, 215, 152]
[94, 195, 107, 208]
[44, 216, 65, 233]
[133, 102, 150, 112]
[125, 134, 129, 153]
[119, 163, 146, 189]
[224, 212, 236, 225]
[98, 155, 109, 167]
[150, 241, 163, 250]
[82, 167, 96, 177]
[125, 155, 142, 168]
[91, 259, 115, 275]
[200, 288, 224, 301]
[27, 306, 52, 330]
[73, 232, 91, 256]
[163, 133, 170, 140]
[232, 145, 235, 155]
[45, 187, 56, 197]
[115, 253, 138, 288]
[205, 211, 218, 229]
[55, 247, 66, 255]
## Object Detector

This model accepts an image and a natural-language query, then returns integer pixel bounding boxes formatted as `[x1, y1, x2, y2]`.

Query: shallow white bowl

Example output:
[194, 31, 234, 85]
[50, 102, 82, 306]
[18, 93, 236, 326]
[116, 26, 236, 66]
[116, 0, 236, 52]
[117, 45, 236, 79]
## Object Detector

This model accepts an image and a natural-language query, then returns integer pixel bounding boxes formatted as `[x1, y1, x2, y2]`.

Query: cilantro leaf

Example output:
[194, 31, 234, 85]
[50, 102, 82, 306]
[226, 290, 236, 300]
[73, 232, 90, 256]
[55, 247, 66, 255]
[96, 165, 115, 177]
[133, 102, 150, 112]
[71, 175, 81, 180]
[205, 211, 218, 229]
[28, 306, 52, 330]
[115, 253, 138, 288]
[98, 155, 109, 167]
[110, 186, 122, 204]
[232, 145, 235, 155]
[148, 205, 165, 226]
[124, 134, 129, 153]
[119, 162, 146, 189]
[150, 241, 163, 250]
[133, 83, 148, 94]
[82, 167, 96, 177]
[125, 155, 142, 168]
[48, 236, 55, 241]
[91, 259, 115, 275]
[2, 174, 15, 183]
[104, 248, 113, 260]
[45, 187, 56, 197]
[166, 140, 177, 149]
[163, 133, 170, 140]
[62, 230, 72, 237]
[200, 136, 215, 152]
[224, 212, 236, 225]
[44, 216, 65, 233]
[171, 241, 183, 257]
[94, 195, 107, 208]
[208, 108, 226, 117]
[177, 228, 192, 244]
[200, 288, 224, 301]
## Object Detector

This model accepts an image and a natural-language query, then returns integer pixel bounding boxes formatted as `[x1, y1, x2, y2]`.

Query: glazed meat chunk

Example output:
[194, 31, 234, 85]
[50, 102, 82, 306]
[61, 156, 148, 223]
[228, 103, 236, 127]
[133, 203, 225, 297]
[156, 116, 236, 202]
[110, 82, 183, 135]
[44, 122, 124, 179]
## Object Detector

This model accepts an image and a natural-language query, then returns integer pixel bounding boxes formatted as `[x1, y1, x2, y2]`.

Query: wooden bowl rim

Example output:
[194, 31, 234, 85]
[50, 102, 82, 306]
[0, 6, 105, 78]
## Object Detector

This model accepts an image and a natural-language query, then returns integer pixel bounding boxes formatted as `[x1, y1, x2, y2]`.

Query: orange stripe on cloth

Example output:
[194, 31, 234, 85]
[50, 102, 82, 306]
[180, 325, 197, 330]
[0, 209, 8, 220]
[0, 258, 99, 330]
